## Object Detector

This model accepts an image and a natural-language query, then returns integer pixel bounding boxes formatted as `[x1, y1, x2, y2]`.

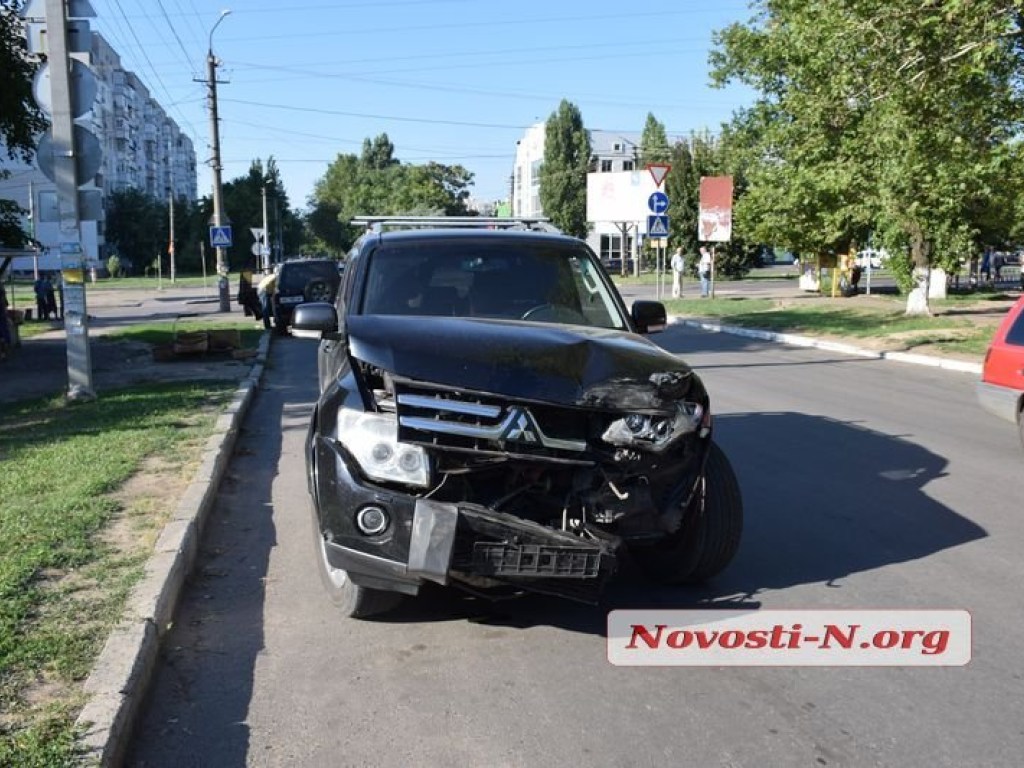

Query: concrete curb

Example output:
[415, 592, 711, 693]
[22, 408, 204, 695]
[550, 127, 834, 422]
[74, 331, 272, 767]
[674, 317, 984, 375]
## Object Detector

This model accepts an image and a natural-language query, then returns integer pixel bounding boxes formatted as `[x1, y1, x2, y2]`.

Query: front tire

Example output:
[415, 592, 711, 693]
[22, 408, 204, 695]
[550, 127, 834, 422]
[310, 501, 401, 618]
[631, 441, 743, 584]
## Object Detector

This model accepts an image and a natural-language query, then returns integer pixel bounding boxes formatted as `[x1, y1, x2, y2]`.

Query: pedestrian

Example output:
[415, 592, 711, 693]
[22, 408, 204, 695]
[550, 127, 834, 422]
[670, 247, 685, 299]
[0, 282, 12, 360]
[981, 249, 992, 283]
[43, 274, 58, 321]
[698, 246, 713, 298]
[257, 268, 277, 330]
[33, 274, 48, 320]
[237, 265, 262, 321]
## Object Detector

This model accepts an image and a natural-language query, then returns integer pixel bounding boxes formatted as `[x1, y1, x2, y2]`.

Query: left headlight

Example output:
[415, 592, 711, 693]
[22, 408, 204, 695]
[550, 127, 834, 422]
[601, 401, 705, 452]
[336, 410, 430, 488]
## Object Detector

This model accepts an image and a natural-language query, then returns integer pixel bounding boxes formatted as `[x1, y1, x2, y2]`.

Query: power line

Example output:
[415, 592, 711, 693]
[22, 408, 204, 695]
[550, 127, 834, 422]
[107, 0, 204, 144]
[154, 0, 197, 73]
[216, 7, 748, 43]
[219, 98, 528, 130]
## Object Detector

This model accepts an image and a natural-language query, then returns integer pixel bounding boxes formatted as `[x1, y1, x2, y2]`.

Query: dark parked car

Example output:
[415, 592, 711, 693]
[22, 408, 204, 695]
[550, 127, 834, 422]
[293, 217, 743, 617]
[977, 294, 1024, 449]
[271, 258, 342, 333]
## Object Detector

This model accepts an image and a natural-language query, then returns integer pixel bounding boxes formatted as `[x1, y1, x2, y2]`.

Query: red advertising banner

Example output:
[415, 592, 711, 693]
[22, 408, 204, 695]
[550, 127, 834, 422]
[698, 176, 734, 242]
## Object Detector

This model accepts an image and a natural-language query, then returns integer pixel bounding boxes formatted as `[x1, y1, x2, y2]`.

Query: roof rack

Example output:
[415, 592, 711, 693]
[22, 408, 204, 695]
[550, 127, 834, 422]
[352, 216, 560, 234]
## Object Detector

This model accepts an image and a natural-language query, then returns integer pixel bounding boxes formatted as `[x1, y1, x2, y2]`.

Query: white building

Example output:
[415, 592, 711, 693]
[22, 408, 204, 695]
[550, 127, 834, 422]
[512, 122, 643, 261]
[0, 32, 197, 273]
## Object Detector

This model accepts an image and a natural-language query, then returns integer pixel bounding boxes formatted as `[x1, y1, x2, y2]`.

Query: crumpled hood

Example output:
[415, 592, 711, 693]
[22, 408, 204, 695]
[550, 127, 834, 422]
[347, 315, 704, 411]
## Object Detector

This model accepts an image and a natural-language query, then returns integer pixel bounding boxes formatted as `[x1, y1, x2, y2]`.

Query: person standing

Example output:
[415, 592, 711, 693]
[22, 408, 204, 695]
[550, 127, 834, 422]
[698, 246, 713, 298]
[43, 274, 58, 321]
[670, 247, 685, 298]
[33, 274, 48, 320]
[257, 269, 277, 330]
[0, 282, 12, 359]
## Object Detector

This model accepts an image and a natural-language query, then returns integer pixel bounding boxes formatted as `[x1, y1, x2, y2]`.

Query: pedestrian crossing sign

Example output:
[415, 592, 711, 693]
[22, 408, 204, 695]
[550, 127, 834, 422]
[209, 225, 233, 248]
[647, 214, 669, 238]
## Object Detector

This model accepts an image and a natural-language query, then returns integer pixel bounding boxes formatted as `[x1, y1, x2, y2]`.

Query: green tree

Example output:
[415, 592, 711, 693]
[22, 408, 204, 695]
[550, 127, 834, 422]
[310, 133, 474, 250]
[539, 100, 591, 238]
[220, 157, 302, 270]
[105, 189, 166, 273]
[1, 2, 47, 249]
[638, 112, 670, 166]
[711, 0, 1024, 309]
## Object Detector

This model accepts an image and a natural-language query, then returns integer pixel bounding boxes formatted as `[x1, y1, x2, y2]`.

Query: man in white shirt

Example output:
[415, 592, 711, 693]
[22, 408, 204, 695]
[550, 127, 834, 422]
[698, 247, 713, 297]
[670, 248, 685, 298]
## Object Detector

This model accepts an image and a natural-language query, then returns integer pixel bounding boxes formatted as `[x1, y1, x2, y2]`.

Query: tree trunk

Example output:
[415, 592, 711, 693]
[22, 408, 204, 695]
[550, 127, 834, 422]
[904, 224, 932, 316]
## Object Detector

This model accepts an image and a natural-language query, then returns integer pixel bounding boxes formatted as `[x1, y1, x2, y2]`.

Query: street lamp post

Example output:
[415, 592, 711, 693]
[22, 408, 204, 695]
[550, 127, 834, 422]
[207, 9, 231, 311]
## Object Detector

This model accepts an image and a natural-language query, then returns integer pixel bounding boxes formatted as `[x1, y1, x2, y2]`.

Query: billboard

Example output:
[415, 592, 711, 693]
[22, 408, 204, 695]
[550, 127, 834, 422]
[586, 171, 659, 223]
[698, 176, 734, 242]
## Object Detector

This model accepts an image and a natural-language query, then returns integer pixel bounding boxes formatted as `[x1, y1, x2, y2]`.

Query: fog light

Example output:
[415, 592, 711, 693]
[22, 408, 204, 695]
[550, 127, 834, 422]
[355, 505, 389, 536]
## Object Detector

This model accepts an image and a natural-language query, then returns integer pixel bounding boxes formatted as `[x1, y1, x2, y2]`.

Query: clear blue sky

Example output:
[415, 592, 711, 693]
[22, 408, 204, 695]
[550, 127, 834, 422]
[92, 0, 756, 212]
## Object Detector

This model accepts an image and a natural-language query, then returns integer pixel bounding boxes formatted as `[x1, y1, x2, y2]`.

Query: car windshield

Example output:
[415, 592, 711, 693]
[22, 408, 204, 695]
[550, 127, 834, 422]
[278, 261, 338, 292]
[359, 240, 627, 330]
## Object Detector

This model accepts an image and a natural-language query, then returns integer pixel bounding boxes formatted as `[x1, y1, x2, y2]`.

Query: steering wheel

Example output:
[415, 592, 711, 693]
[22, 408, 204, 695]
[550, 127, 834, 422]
[520, 303, 588, 325]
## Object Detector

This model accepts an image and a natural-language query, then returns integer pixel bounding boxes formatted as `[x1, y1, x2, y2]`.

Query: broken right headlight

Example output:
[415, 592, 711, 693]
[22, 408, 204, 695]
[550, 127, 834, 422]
[601, 401, 706, 452]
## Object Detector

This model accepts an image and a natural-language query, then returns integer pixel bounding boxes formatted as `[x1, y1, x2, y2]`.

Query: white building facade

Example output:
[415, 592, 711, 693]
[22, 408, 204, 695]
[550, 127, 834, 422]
[512, 122, 642, 262]
[0, 33, 197, 273]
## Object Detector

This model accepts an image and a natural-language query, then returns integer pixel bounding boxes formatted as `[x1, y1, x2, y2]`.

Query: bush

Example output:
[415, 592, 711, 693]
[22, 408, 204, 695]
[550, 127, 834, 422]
[106, 254, 122, 278]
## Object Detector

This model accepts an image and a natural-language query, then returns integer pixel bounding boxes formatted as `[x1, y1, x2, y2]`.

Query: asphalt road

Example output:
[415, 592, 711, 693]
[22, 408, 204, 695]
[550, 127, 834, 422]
[126, 325, 1023, 768]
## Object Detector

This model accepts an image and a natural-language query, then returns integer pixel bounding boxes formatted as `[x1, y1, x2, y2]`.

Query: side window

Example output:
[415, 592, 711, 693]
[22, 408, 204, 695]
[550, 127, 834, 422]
[1005, 307, 1024, 346]
[337, 255, 357, 314]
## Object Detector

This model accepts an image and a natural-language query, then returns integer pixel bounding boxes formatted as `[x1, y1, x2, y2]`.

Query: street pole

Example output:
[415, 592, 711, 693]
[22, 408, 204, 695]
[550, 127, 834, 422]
[261, 183, 269, 272]
[168, 188, 176, 283]
[167, 138, 176, 283]
[207, 10, 231, 311]
[28, 180, 39, 279]
[45, 0, 94, 400]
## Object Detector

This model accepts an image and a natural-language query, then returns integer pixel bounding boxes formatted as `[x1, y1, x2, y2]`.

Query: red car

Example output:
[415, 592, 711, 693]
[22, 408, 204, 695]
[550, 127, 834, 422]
[977, 295, 1024, 448]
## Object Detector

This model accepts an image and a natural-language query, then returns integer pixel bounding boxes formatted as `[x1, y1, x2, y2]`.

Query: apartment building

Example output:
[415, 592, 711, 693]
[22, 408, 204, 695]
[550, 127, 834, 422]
[0, 32, 197, 272]
[512, 122, 642, 261]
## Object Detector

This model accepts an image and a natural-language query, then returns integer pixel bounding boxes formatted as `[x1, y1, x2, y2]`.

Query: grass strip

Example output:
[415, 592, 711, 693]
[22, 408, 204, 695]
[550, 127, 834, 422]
[0, 381, 235, 766]
[667, 297, 1000, 357]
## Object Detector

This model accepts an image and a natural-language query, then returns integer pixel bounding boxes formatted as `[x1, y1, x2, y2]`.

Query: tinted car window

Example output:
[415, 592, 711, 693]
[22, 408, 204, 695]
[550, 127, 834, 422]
[278, 261, 339, 292]
[359, 240, 627, 329]
[1006, 308, 1024, 346]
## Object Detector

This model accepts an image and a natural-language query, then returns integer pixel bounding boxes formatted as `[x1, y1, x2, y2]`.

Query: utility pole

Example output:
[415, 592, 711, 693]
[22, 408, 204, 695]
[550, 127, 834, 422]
[168, 188, 176, 283]
[44, 0, 94, 399]
[167, 138, 176, 283]
[261, 183, 269, 272]
[28, 180, 39, 279]
[205, 10, 231, 311]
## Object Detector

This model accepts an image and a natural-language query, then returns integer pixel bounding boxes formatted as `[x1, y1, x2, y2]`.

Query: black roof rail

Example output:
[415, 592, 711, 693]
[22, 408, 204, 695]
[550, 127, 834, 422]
[352, 215, 560, 234]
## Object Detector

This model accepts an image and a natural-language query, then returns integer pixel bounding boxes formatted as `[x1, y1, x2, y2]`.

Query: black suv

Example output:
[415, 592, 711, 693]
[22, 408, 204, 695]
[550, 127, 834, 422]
[293, 217, 742, 618]
[271, 258, 342, 333]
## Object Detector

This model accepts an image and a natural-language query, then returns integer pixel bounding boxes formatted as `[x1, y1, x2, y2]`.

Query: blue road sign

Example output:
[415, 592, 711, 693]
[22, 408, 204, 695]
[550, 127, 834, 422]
[648, 191, 669, 214]
[209, 225, 233, 248]
[647, 214, 670, 238]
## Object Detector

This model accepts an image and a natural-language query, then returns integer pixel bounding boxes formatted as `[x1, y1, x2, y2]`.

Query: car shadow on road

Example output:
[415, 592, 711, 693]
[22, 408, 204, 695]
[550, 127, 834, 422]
[378, 410, 986, 637]
[124, 375, 292, 767]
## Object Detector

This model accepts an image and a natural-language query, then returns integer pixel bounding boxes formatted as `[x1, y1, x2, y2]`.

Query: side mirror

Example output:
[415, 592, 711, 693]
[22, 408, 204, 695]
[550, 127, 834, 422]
[292, 302, 341, 340]
[631, 300, 667, 334]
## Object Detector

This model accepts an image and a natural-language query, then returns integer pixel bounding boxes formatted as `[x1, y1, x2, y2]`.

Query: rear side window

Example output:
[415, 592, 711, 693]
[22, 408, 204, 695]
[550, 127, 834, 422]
[1006, 305, 1024, 346]
[279, 261, 339, 292]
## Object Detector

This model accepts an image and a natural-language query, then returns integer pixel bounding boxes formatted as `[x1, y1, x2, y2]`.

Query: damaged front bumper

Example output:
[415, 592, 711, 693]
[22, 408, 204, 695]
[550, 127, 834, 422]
[315, 437, 619, 602]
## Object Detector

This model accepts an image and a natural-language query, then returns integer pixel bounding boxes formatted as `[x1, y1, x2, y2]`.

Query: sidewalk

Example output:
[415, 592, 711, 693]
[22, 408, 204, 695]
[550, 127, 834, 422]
[1, 285, 258, 404]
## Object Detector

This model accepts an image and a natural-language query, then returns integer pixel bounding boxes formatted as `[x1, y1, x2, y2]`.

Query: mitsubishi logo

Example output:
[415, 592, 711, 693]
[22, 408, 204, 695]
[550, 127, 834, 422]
[397, 395, 587, 452]
[499, 408, 540, 444]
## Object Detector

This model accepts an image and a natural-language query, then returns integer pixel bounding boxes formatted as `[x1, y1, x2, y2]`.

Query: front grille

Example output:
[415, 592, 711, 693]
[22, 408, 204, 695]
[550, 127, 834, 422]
[394, 380, 594, 461]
